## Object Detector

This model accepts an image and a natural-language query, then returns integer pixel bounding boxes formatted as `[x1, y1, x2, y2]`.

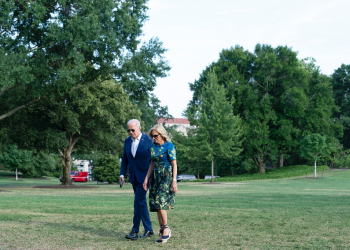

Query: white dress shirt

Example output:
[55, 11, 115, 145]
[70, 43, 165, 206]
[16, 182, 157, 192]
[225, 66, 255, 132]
[120, 133, 142, 178]
[131, 133, 142, 157]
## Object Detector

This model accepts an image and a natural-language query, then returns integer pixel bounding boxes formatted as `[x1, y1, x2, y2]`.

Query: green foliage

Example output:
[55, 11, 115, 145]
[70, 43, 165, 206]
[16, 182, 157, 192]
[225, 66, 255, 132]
[137, 94, 172, 131]
[325, 139, 350, 168]
[189, 165, 329, 182]
[169, 127, 209, 178]
[331, 64, 350, 149]
[0, 145, 33, 177]
[32, 152, 60, 178]
[0, 145, 60, 178]
[0, 80, 140, 184]
[187, 45, 341, 173]
[0, 0, 169, 122]
[92, 154, 121, 184]
[184, 71, 243, 181]
[299, 134, 327, 162]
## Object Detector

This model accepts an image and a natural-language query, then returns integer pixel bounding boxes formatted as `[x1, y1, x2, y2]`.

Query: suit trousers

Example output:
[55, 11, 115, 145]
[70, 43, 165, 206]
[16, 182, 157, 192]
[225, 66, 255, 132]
[132, 177, 152, 232]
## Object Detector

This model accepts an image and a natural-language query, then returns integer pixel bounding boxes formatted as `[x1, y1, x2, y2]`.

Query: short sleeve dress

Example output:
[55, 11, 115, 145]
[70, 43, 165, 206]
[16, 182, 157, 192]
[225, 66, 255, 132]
[149, 141, 176, 212]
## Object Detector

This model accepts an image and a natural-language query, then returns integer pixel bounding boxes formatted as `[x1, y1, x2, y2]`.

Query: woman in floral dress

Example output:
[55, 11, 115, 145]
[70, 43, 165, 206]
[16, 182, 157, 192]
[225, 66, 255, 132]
[143, 124, 178, 244]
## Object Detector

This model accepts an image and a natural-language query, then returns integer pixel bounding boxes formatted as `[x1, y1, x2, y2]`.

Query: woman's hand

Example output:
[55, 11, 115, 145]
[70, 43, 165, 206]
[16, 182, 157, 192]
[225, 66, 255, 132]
[171, 180, 178, 194]
[143, 178, 148, 191]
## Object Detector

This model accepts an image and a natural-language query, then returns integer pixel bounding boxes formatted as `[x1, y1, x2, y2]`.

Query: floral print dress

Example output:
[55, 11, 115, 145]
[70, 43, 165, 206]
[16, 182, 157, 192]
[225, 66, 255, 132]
[149, 141, 176, 212]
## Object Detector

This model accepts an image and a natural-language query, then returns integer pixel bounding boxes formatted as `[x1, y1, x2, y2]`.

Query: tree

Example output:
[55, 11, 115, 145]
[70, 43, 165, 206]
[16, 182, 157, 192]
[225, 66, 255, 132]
[185, 71, 243, 183]
[0, 145, 33, 180]
[0, 0, 169, 121]
[299, 134, 327, 177]
[187, 45, 341, 173]
[331, 64, 350, 149]
[138, 94, 172, 131]
[0, 81, 140, 185]
[169, 127, 208, 179]
[93, 154, 120, 184]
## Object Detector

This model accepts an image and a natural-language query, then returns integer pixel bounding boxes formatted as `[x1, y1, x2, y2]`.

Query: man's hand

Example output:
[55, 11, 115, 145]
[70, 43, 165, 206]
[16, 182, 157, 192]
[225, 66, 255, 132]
[119, 176, 125, 188]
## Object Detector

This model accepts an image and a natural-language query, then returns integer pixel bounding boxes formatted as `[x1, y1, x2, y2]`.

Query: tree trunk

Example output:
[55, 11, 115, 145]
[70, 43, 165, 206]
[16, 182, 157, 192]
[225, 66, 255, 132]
[16, 167, 18, 181]
[59, 136, 79, 186]
[211, 158, 214, 183]
[279, 154, 284, 167]
[253, 153, 267, 173]
[258, 162, 266, 173]
[314, 160, 317, 178]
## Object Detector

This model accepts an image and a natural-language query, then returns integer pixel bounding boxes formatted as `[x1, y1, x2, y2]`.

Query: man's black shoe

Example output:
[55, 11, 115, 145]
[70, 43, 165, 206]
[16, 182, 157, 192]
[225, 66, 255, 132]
[125, 231, 138, 240]
[140, 231, 154, 238]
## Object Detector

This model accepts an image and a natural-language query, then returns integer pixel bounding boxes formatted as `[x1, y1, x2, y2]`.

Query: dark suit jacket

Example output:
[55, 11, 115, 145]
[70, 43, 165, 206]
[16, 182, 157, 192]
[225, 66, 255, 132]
[120, 133, 152, 184]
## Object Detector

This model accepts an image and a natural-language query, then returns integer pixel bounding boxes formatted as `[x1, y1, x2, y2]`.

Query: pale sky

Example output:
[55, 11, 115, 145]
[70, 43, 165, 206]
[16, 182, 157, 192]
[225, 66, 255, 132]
[142, 0, 350, 118]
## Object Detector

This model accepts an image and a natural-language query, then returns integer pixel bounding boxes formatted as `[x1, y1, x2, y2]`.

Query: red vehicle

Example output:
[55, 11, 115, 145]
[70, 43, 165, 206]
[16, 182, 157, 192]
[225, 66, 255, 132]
[60, 171, 88, 182]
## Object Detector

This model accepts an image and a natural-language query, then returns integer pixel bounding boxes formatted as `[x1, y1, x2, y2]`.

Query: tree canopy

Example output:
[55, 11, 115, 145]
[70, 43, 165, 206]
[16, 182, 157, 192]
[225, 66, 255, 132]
[331, 64, 350, 149]
[187, 44, 342, 173]
[0, 0, 169, 121]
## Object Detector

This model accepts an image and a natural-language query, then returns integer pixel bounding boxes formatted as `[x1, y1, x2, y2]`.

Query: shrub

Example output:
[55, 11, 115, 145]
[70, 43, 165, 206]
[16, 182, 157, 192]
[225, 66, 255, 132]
[92, 154, 120, 184]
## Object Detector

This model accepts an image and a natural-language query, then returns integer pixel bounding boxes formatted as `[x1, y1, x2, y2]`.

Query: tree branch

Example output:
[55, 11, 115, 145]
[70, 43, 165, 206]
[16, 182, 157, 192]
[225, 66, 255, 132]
[0, 97, 43, 121]
[0, 77, 111, 121]
[0, 83, 22, 97]
[58, 149, 64, 157]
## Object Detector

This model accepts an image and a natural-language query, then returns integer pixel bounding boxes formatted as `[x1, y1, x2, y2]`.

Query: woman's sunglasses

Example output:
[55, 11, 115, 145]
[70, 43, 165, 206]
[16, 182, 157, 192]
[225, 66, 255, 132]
[151, 134, 159, 138]
[127, 129, 135, 133]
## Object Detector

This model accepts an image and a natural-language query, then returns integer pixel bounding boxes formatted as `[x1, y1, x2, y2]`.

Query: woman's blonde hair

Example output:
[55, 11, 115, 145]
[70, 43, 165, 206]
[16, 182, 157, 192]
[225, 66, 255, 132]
[148, 124, 171, 142]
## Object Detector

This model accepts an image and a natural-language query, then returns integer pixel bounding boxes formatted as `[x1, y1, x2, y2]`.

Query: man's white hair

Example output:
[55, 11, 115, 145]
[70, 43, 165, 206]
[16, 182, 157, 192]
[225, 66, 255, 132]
[127, 119, 141, 128]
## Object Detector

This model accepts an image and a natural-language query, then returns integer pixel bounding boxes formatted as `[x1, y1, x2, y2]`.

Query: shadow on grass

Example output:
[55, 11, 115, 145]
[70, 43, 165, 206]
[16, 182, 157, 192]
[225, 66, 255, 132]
[33, 185, 99, 189]
[0, 215, 127, 239]
[42, 222, 127, 239]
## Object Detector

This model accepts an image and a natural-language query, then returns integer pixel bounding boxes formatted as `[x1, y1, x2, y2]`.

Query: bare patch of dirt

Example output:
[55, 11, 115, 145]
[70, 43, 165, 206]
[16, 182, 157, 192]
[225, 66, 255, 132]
[0, 190, 6, 192]
[33, 185, 99, 189]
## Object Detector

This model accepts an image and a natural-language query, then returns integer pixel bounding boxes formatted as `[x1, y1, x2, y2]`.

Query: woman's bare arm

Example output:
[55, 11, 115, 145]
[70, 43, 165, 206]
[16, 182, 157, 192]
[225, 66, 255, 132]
[143, 161, 154, 191]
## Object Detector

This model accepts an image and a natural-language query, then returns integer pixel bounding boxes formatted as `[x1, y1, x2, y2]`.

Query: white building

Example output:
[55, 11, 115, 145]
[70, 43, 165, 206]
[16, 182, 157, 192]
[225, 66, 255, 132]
[158, 118, 193, 136]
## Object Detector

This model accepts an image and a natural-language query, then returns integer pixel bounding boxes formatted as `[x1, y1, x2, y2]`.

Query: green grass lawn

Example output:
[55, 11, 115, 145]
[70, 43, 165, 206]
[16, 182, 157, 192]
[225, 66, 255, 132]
[1, 169, 350, 249]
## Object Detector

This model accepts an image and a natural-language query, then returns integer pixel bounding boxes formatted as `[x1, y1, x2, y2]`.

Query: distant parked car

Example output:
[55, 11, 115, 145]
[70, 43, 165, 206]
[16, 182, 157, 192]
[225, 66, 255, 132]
[204, 175, 220, 179]
[177, 174, 196, 182]
[88, 173, 92, 181]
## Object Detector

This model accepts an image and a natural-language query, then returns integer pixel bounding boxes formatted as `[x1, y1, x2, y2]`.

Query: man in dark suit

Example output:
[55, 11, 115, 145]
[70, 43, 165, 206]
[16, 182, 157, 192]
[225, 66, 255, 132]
[120, 119, 154, 240]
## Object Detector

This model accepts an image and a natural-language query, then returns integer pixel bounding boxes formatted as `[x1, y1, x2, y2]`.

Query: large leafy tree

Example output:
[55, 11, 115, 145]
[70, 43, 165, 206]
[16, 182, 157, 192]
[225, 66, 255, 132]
[0, 0, 169, 121]
[331, 64, 350, 149]
[0, 81, 139, 185]
[185, 72, 243, 183]
[188, 45, 341, 173]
